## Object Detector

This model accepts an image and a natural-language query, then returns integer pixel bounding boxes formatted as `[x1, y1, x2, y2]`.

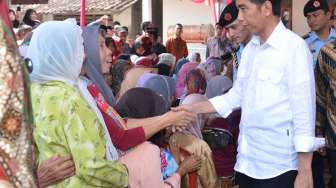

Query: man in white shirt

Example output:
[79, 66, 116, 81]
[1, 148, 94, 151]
[174, 0, 324, 187]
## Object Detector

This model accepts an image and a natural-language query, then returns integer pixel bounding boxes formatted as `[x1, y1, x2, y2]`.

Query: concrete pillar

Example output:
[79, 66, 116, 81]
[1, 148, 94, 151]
[131, 0, 142, 39]
[142, 0, 152, 22]
[292, 0, 309, 36]
[152, 0, 163, 40]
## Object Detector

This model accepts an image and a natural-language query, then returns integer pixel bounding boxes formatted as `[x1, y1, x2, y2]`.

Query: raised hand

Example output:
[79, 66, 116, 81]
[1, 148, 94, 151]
[97, 15, 109, 25]
[177, 155, 202, 176]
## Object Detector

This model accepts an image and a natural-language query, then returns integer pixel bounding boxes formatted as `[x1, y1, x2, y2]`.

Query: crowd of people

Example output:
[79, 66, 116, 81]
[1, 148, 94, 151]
[0, 0, 336, 188]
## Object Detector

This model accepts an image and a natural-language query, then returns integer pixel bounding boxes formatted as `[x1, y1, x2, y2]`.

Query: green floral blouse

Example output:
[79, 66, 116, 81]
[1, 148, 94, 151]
[31, 81, 128, 188]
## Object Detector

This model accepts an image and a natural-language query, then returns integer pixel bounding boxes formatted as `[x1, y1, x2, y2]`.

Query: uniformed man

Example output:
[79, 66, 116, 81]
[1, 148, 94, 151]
[303, 1, 335, 188]
[218, 2, 252, 82]
[303, 0, 336, 68]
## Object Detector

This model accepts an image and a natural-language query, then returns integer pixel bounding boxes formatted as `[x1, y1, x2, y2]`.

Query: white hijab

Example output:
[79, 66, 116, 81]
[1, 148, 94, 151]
[27, 19, 119, 161]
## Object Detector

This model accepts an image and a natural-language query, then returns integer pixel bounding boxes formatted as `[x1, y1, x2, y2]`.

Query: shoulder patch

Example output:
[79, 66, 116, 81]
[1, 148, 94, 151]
[302, 33, 310, 40]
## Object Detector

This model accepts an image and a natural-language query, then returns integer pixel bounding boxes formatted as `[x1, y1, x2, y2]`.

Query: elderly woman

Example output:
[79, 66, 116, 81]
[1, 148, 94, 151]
[175, 60, 198, 99]
[170, 94, 219, 188]
[28, 20, 200, 188]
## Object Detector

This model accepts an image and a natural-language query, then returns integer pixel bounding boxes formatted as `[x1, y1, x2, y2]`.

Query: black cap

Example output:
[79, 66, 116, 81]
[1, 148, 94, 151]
[219, 2, 239, 28]
[304, 0, 329, 17]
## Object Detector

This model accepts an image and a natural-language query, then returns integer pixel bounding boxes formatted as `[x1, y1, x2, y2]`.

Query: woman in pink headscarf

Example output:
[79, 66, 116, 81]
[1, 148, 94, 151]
[174, 62, 198, 99]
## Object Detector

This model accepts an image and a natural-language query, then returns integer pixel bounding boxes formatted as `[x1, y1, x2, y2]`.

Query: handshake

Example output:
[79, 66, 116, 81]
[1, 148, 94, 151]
[165, 105, 197, 133]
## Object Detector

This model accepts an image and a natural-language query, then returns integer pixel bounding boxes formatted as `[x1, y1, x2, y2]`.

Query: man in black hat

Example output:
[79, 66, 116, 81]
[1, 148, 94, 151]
[303, 0, 336, 68]
[303, 1, 335, 188]
[219, 2, 252, 82]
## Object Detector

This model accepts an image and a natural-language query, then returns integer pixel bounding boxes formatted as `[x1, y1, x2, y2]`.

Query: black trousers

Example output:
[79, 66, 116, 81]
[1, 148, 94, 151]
[327, 149, 336, 188]
[235, 170, 298, 188]
[312, 152, 325, 188]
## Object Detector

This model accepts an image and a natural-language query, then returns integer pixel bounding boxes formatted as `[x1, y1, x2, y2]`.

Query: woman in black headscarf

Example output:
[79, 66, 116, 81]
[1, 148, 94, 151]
[22, 9, 40, 28]
[115, 87, 168, 146]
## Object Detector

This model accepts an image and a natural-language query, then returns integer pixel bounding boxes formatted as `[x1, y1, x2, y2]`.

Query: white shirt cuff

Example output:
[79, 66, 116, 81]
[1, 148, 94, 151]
[209, 96, 232, 118]
[294, 136, 325, 152]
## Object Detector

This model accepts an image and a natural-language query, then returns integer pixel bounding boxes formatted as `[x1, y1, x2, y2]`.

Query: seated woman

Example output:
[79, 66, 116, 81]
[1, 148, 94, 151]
[174, 61, 198, 99]
[28, 20, 200, 188]
[171, 94, 219, 188]
[178, 69, 208, 103]
[205, 75, 240, 183]
[114, 88, 200, 180]
[116, 83, 217, 188]
[137, 73, 175, 110]
[184, 69, 207, 96]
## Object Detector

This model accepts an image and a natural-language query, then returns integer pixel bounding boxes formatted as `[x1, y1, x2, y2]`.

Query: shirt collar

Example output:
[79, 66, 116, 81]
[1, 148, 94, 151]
[309, 31, 319, 41]
[311, 28, 336, 42]
[250, 21, 286, 50]
[239, 44, 246, 51]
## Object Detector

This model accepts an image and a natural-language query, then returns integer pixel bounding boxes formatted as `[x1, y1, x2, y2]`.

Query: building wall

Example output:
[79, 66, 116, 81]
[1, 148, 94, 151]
[113, 7, 132, 30]
[292, 0, 310, 36]
[162, 0, 213, 42]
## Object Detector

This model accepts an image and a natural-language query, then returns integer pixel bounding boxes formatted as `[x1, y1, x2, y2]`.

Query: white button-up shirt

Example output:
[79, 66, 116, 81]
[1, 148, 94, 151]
[209, 22, 325, 179]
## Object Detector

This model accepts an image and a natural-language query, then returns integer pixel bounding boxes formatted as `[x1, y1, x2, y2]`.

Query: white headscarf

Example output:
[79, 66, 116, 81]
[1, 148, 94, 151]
[158, 53, 176, 67]
[27, 19, 119, 161]
[28, 19, 84, 85]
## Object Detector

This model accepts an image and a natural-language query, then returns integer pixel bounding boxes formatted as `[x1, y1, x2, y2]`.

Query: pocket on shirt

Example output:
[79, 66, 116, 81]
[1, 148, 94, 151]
[257, 69, 283, 84]
[256, 69, 284, 108]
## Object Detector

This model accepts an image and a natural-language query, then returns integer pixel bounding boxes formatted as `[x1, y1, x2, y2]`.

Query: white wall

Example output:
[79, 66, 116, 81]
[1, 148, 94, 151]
[143, 0, 153, 22]
[292, 0, 310, 36]
[162, 0, 213, 42]
[113, 6, 132, 31]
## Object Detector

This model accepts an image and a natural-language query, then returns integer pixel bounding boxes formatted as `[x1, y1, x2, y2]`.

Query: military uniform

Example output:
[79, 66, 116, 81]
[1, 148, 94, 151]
[303, 0, 335, 68]
[303, 29, 336, 68]
[231, 44, 245, 82]
[219, 2, 246, 82]
[303, 1, 334, 188]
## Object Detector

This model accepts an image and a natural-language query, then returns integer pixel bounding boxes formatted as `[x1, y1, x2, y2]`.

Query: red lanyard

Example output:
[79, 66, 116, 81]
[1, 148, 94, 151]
[87, 83, 127, 129]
